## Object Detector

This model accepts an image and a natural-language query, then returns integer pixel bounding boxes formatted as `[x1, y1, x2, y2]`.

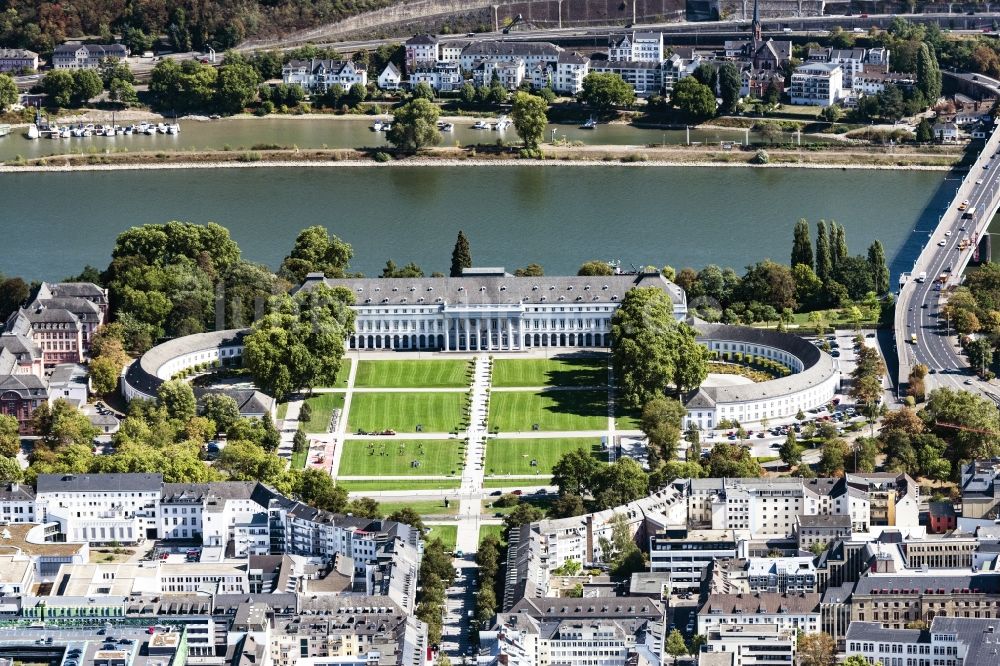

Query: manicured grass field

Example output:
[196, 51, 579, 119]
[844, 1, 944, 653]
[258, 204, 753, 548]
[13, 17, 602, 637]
[355, 360, 469, 388]
[290, 447, 308, 470]
[336, 478, 461, 492]
[479, 524, 506, 545]
[276, 403, 288, 421]
[615, 407, 642, 431]
[330, 358, 352, 387]
[485, 438, 604, 476]
[488, 390, 608, 432]
[337, 439, 464, 476]
[379, 500, 459, 516]
[481, 477, 553, 489]
[425, 525, 458, 551]
[492, 357, 607, 388]
[348, 392, 466, 433]
[301, 393, 346, 433]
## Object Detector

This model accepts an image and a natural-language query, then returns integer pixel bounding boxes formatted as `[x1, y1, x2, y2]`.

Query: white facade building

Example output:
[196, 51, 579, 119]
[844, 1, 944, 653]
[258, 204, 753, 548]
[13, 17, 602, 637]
[36, 473, 161, 544]
[377, 63, 402, 90]
[790, 63, 843, 106]
[281, 59, 367, 93]
[555, 52, 590, 94]
[299, 269, 687, 352]
[404, 34, 439, 70]
[608, 32, 664, 63]
[52, 43, 128, 69]
[0, 483, 36, 524]
[649, 531, 739, 591]
[590, 60, 662, 96]
[697, 593, 821, 636]
[122, 329, 245, 402]
[702, 624, 797, 666]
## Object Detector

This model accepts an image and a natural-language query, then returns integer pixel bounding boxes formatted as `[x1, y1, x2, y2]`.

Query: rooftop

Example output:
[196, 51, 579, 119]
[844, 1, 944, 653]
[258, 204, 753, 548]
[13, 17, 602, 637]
[37, 472, 163, 494]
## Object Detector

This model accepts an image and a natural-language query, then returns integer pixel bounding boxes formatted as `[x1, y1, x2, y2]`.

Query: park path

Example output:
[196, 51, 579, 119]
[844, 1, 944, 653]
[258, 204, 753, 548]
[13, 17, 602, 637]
[328, 357, 359, 480]
[278, 399, 303, 462]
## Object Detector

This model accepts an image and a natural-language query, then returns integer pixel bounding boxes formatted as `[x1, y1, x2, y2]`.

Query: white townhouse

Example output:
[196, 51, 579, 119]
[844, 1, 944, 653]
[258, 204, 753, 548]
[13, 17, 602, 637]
[662, 48, 701, 92]
[35, 473, 162, 544]
[790, 63, 843, 106]
[405, 34, 440, 71]
[377, 63, 402, 90]
[0, 482, 36, 524]
[608, 31, 664, 63]
[295, 269, 688, 352]
[828, 48, 867, 88]
[697, 592, 821, 637]
[472, 59, 525, 89]
[555, 52, 589, 94]
[590, 60, 662, 96]
[459, 40, 562, 72]
[409, 62, 463, 92]
[703, 624, 797, 666]
[159, 482, 265, 556]
[0, 48, 38, 72]
[281, 59, 367, 92]
[52, 43, 128, 69]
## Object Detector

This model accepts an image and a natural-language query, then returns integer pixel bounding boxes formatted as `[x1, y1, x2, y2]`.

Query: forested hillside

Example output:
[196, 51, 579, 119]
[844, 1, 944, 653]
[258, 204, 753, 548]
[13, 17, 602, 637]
[0, 0, 398, 54]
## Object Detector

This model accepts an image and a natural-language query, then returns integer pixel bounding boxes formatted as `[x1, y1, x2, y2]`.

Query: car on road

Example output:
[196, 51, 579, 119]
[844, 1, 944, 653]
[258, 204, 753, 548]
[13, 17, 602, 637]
[960, 200, 970, 210]
[946, 230, 953, 236]
[986, 164, 992, 170]
[921, 303, 929, 309]
[977, 179, 985, 184]
[966, 379, 974, 385]
[938, 240, 947, 246]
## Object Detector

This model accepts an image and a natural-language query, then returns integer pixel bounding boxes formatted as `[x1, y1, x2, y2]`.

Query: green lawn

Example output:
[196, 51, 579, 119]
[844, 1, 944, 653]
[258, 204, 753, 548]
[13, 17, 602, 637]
[276, 402, 288, 421]
[336, 478, 461, 492]
[301, 393, 346, 433]
[355, 360, 469, 388]
[488, 390, 609, 432]
[290, 447, 308, 470]
[424, 524, 458, 551]
[379, 499, 459, 516]
[492, 357, 607, 387]
[482, 477, 553, 489]
[485, 438, 604, 476]
[337, 439, 465, 476]
[348, 392, 467, 433]
[479, 524, 506, 545]
[615, 407, 642, 431]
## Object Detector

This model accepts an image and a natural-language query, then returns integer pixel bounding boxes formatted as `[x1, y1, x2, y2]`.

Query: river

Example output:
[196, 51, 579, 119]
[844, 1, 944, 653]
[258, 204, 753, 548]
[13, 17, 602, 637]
[0, 165, 946, 281]
[0, 116, 828, 162]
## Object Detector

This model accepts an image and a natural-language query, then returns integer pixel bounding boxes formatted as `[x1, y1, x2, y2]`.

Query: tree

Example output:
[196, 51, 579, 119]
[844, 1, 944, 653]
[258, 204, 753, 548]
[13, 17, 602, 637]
[577, 260, 615, 276]
[108, 78, 139, 106]
[778, 431, 803, 468]
[552, 448, 602, 497]
[157, 380, 197, 422]
[641, 397, 687, 465]
[968, 337, 994, 375]
[503, 502, 545, 531]
[459, 81, 476, 104]
[388, 506, 426, 532]
[296, 467, 348, 512]
[548, 492, 586, 518]
[514, 263, 544, 277]
[0, 414, 19, 458]
[670, 77, 717, 122]
[867, 240, 890, 295]
[450, 230, 472, 277]
[279, 225, 354, 283]
[0, 73, 17, 112]
[0, 457, 22, 482]
[580, 72, 635, 113]
[666, 629, 688, 664]
[798, 632, 836, 666]
[71, 69, 102, 105]
[511, 91, 548, 150]
[916, 43, 942, 104]
[612, 287, 707, 408]
[818, 438, 850, 477]
[42, 70, 76, 107]
[32, 399, 99, 450]
[792, 219, 814, 270]
[292, 428, 308, 456]
[853, 437, 879, 473]
[386, 97, 441, 152]
[815, 220, 832, 283]
[705, 443, 763, 478]
[718, 61, 741, 114]
[738, 260, 797, 311]
[244, 285, 355, 399]
[216, 62, 261, 113]
[843, 657, 877, 666]
[593, 458, 648, 509]
[202, 394, 241, 434]
[99, 58, 135, 88]
[89, 356, 122, 395]
[916, 117, 934, 142]
[833, 255, 875, 302]
[692, 62, 718, 91]
[924, 388, 1000, 461]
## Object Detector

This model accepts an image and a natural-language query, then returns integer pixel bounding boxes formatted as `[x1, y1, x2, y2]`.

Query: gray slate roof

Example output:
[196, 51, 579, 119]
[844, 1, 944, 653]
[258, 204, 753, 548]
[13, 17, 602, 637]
[462, 40, 561, 58]
[854, 573, 1000, 595]
[302, 271, 686, 308]
[124, 328, 246, 397]
[846, 621, 924, 643]
[36, 473, 163, 494]
[0, 482, 34, 501]
[0, 373, 47, 398]
[699, 592, 820, 615]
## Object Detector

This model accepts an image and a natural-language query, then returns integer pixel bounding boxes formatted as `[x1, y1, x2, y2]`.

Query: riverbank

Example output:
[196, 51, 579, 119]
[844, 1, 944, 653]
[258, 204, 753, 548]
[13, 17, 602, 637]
[0, 142, 961, 171]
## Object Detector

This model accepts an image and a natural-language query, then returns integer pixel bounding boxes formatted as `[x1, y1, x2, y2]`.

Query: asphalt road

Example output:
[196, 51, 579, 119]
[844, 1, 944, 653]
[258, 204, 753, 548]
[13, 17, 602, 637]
[897, 74, 1000, 396]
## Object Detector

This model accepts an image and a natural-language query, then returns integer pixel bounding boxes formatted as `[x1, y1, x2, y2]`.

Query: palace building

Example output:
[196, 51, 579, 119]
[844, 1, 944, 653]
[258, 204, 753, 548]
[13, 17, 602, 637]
[296, 268, 688, 352]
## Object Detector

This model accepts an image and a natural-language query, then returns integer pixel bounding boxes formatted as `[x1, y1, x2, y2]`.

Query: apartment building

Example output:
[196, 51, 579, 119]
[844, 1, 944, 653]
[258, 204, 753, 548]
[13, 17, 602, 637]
[281, 59, 367, 92]
[649, 529, 739, 591]
[702, 624, 797, 666]
[608, 32, 664, 63]
[697, 592, 821, 636]
[52, 43, 128, 69]
[35, 473, 162, 544]
[790, 63, 843, 106]
[846, 617, 1000, 666]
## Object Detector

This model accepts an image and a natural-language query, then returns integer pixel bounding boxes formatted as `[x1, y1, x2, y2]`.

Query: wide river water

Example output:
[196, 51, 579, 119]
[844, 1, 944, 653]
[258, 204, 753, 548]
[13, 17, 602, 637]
[0, 116, 828, 162]
[0, 165, 950, 281]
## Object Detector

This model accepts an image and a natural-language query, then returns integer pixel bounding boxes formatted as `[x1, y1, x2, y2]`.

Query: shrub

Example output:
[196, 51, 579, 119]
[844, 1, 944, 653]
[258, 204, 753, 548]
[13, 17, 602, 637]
[238, 151, 262, 162]
[752, 149, 769, 164]
[373, 151, 392, 163]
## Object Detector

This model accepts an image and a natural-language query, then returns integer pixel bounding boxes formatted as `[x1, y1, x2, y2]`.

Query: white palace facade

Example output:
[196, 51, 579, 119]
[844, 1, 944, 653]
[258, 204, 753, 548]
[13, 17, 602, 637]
[298, 269, 687, 352]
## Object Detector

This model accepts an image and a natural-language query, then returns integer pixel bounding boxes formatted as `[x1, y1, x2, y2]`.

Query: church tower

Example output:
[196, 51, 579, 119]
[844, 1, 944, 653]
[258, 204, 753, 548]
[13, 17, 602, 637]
[752, 0, 762, 43]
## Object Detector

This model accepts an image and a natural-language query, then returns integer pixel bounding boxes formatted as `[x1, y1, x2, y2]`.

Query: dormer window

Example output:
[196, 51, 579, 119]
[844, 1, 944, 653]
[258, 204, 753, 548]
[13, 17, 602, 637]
[499, 286, 507, 291]
[480, 286, 486, 292]
[602, 285, 609, 290]
[532, 285, 539, 290]
[567, 285, 573, 290]
[374, 287, 381, 292]
[392, 287, 398, 292]
[458, 287, 464, 291]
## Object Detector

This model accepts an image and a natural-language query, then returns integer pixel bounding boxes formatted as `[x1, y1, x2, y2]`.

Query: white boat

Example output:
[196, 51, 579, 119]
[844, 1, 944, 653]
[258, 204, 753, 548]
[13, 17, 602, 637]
[59, 127, 71, 138]
[381, 122, 391, 132]
[137, 122, 150, 133]
[71, 125, 85, 137]
[493, 115, 512, 131]
[472, 119, 490, 130]
[438, 122, 454, 132]
[0, 124, 11, 137]
[167, 123, 180, 134]
[25, 124, 39, 140]
[156, 123, 169, 134]
[580, 117, 597, 129]
[370, 120, 384, 132]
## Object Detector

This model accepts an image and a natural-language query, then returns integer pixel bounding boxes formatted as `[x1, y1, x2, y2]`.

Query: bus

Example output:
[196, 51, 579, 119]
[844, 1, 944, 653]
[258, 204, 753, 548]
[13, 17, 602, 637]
[910, 333, 918, 345]
[964, 206, 977, 219]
